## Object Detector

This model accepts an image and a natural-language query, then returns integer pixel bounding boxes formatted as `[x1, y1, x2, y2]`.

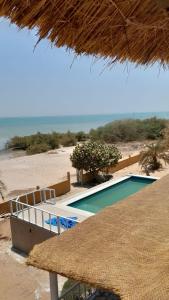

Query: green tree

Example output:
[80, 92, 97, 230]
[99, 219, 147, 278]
[139, 142, 169, 175]
[70, 142, 122, 176]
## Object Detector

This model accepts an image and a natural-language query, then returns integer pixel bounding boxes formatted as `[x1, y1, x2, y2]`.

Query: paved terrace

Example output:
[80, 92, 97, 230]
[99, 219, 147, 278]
[16, 200, 89, 233]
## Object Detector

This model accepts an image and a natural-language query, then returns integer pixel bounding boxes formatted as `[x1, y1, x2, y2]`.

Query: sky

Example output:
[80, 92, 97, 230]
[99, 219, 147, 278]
[0, 18, 169, 117]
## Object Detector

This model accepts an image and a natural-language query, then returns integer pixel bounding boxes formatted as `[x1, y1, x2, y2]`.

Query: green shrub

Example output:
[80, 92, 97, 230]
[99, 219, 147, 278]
[6, 136, 30, 150]
[90, 117, 167, 143]
[6, 132, 60, 153]
[75, 131, 88, 142]
[70, 141, 122, 174]
[27, 143, 50, 155]
[60, 131, 77, 146]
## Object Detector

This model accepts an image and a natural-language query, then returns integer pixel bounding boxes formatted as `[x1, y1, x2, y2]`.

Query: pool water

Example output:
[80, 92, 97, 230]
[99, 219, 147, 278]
[68, 176, 156, 213]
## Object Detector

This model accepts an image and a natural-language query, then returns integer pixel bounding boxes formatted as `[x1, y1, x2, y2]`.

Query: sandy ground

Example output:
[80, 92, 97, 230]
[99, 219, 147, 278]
[0, 147, 76, 199]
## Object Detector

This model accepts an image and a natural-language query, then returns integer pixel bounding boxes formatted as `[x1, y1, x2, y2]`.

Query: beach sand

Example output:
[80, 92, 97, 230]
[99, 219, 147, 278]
[0, 147, 75, 200]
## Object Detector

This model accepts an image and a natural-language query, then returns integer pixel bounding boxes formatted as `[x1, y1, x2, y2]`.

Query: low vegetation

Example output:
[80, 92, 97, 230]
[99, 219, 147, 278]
[139, 142, 169, 175]
[6, 117, 169, 155]
[70, 141, 122, 179]
[139, 126, 169, 174]
[6, 131, 87, 155]
[90, 117, 167, 143]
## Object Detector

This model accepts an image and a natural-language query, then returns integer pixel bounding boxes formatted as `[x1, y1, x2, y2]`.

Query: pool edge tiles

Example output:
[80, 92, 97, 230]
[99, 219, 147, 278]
[56, 175, 158, 216]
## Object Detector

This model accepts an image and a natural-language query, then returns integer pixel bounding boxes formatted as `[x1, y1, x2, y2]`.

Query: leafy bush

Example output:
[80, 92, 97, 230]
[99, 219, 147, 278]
[6, 132, 60, 154]
[70, 141, 122, 174]
[139, 142, 169, 174]
[90, 117, 167, 143]
[27, 143, 50, 155]
[75, 131, 88, 141]
[6, 136, 29, 150]
[60, 131, 77, 146]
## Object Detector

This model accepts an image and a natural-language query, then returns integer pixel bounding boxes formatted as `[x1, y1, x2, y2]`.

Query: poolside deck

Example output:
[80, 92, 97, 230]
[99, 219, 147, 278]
[16, 201, 89, 234]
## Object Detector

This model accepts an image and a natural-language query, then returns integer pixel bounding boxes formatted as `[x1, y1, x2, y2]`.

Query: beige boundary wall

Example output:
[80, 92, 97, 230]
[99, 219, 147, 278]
[80, 154, 141, 184]
[10, 217, 56, 254]
[0, 172, 71, 216]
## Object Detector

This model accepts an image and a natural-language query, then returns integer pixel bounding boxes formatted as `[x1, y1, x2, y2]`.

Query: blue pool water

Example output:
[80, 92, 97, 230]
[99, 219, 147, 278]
[68, 176, 156, 213]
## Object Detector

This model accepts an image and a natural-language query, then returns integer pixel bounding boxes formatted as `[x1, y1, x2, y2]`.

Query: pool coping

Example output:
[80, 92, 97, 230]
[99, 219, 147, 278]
[55, 174, 158, 217]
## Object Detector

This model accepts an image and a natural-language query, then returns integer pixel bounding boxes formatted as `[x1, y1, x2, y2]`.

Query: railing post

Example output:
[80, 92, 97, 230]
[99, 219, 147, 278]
[26, 194, 28, 205]
[22, 203, 24, 220]
[49, 213, 52, 231]
[10, 200, 13, 215]
[57, 216, 61, 235]
[43, 190, 46, 203]
[49, 272, 59, 300]
[42, 211, 44, 227]
[28, 206, 30, 223]
[16, 201, 19, 217]
[34, 207, 37, 224]
[33, 192, 36, 206]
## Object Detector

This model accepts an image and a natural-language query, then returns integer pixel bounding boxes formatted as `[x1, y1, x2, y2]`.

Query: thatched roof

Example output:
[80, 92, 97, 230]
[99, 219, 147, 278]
[1, 1, 169, 65]
[28, 174, 169, 300]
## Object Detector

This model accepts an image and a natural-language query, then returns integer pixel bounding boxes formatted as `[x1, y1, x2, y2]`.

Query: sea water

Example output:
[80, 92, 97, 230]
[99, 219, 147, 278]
[0, 112, 169, 150]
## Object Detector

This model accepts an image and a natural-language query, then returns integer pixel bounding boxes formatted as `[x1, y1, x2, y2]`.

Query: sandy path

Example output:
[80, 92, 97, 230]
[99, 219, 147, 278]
[0, 147, 76, 198]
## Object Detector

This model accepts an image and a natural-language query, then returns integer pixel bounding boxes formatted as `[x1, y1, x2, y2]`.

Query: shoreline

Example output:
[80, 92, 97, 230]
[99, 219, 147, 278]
[1, 112, 169, 150]
[0, 149, 26, 161]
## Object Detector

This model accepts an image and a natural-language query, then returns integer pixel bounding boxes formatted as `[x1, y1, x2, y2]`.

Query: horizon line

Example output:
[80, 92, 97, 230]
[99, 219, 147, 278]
[0, 111, 169, 119]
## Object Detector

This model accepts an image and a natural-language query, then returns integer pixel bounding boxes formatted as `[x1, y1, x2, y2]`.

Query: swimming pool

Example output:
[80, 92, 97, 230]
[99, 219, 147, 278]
[68, 175, 157, 213]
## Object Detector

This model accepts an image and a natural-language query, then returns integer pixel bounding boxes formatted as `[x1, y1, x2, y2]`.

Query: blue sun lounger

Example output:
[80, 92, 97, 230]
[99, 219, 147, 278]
[45, 216, 77, 229]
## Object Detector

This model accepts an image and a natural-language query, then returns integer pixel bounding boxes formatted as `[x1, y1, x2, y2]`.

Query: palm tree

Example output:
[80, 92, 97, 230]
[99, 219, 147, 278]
[0, 180, 7, 201]
[139, 142, 169, 175]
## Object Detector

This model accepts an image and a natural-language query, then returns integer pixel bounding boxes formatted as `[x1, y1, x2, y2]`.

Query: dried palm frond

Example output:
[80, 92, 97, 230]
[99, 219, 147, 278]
[1, 0, 169, 65]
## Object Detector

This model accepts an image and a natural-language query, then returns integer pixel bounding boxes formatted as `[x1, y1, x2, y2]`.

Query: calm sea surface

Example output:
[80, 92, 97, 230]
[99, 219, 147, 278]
[0, 112, 169, 150]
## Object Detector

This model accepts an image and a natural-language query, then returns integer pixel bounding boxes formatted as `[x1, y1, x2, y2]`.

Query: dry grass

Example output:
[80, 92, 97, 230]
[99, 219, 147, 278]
[1, 0, 169, 65]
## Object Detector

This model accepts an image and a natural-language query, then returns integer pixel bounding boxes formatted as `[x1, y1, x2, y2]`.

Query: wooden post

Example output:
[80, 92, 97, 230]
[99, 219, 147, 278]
[67, 171, 70, 181]
[49, 272, 59, 300]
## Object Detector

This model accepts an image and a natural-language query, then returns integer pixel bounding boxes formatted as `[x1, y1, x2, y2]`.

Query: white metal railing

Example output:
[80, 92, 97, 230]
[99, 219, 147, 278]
[14, 188, 56, 206]
[10, 198, 79, 234]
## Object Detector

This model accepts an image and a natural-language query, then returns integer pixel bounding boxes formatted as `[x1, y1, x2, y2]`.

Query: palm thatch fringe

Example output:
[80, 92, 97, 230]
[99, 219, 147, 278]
[1, 0, 169, 65]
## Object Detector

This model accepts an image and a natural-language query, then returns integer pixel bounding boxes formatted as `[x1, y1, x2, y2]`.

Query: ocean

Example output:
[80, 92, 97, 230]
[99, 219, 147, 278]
[0, 112, 169, 150]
